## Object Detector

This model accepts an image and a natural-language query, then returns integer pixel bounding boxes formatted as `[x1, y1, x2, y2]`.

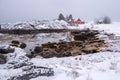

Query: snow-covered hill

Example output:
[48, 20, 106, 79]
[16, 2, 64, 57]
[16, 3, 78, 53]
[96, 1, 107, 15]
[0, 20, 68, 30]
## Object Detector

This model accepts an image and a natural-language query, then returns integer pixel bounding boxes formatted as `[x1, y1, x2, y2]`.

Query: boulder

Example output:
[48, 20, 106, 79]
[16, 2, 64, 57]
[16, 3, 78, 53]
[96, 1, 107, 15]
[34, 46, 43, 53]
[0, 48, 15, 54]
[11, 40, 20, 47]
[10, 40, 27, 49]
[0, 54, 6, 64]
[20, 42, 27, 49]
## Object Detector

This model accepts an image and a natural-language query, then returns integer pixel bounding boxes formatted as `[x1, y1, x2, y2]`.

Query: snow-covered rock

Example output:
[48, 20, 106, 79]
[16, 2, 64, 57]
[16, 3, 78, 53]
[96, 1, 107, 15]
[1, 20, 68, 30]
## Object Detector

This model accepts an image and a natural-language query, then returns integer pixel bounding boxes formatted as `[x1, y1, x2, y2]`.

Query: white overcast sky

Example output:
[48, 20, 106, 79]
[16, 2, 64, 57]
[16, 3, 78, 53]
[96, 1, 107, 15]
[0, 0, 120, 23]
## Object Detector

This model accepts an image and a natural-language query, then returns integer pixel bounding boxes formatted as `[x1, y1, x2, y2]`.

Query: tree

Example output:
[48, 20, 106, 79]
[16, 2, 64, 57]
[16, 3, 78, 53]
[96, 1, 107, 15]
[58, 13, 65, 21]
[68, 14, 73, 20]
[65, 14, 73, 22]
[103, 16, 111, 24]
[94, 16, 111, 24]
[0, 24, 1, 30]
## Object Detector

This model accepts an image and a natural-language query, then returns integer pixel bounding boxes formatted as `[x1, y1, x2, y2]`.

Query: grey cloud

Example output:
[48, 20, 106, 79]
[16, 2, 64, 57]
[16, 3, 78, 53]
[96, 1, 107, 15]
[0, 0, 120, 23]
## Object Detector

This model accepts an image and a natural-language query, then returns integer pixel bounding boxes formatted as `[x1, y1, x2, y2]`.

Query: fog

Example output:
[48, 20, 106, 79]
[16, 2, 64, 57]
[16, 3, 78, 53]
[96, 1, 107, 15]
[0, 0, 120, 23]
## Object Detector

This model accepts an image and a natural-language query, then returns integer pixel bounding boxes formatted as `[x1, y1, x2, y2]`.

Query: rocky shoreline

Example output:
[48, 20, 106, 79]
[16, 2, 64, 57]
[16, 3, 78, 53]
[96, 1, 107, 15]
[0, 28, 116, 80]
[26, 29, 107, 58]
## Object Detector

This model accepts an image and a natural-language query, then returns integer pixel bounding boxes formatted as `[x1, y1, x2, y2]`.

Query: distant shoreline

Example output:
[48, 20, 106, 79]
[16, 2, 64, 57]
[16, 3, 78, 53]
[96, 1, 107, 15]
[0, 28, 83, 34]
[0, 29, 70, 34]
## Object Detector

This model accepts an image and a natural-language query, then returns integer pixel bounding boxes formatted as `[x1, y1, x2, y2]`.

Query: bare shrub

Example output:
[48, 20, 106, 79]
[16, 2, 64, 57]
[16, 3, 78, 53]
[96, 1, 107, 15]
[109, 61, 118, 70]
[86, 74, 93, 80]
[94, 16, 111, 24]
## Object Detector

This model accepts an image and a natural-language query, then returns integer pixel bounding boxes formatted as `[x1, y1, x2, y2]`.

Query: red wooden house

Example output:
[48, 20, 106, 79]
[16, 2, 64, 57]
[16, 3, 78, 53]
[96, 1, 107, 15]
[68, 18, 85, 26]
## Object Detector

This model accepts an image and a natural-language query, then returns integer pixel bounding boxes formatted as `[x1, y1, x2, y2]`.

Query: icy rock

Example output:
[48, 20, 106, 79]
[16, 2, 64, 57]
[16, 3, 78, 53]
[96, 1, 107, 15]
[6, 48, 29, 64]
[9, 66, 54, 80]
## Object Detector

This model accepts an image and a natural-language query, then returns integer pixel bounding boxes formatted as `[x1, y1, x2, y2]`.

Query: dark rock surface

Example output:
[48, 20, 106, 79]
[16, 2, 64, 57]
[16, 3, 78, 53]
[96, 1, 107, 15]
[0, 48, 15, 54]
[72, 29, 100, 41]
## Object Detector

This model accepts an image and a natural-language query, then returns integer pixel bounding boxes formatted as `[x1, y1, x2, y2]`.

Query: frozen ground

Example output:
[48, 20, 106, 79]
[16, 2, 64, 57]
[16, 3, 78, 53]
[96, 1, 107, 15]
[0, 22, 120, 80]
